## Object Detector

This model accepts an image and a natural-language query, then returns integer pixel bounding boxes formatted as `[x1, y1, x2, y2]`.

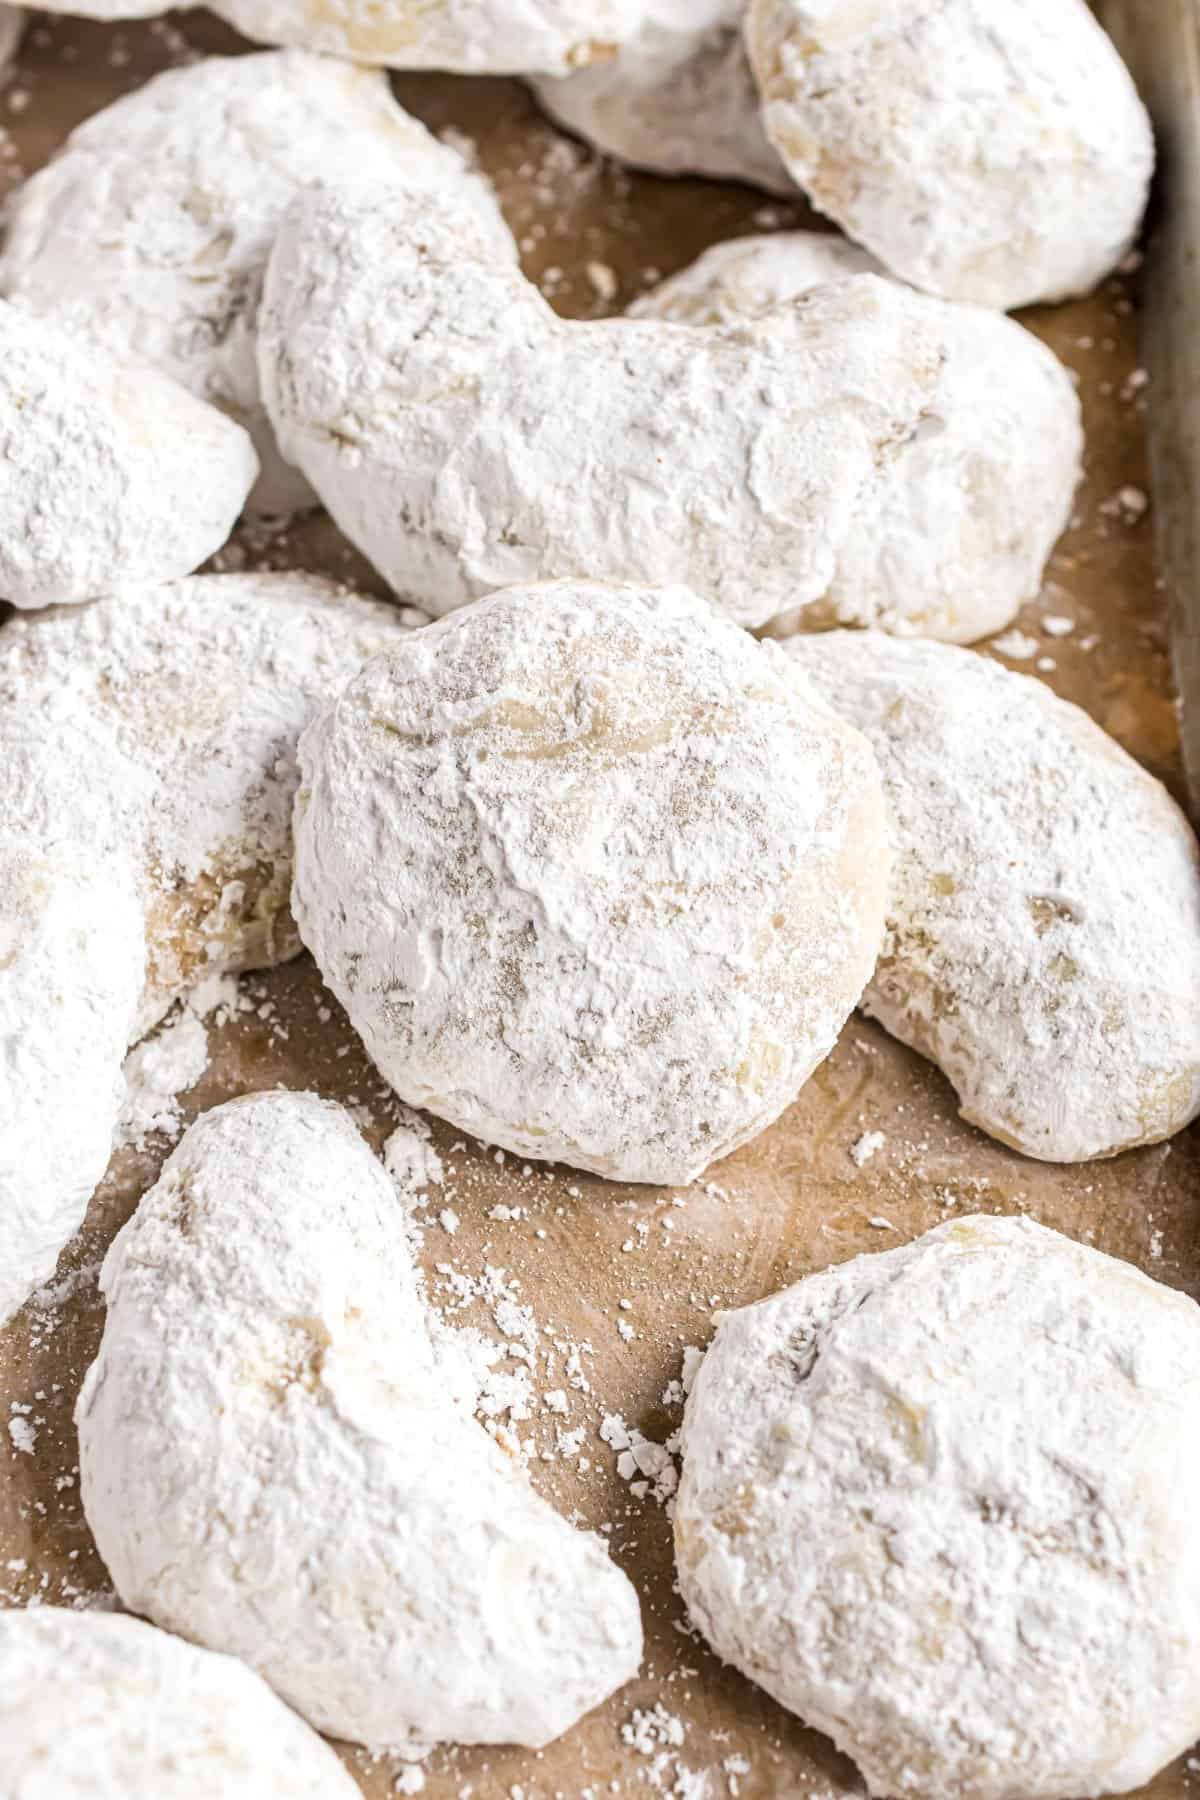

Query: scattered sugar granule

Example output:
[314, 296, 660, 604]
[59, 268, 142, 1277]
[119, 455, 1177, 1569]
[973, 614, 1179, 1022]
[586, 259, 618, 302]
[1041, 614, 1075, 638]
[394, 1768, 426, 1795]
[990, 628, 1039, 661]
[850, 1130, 885, 1168]
[116, 1010, 209, 1149]
[8, 1409, 36, 1455]
[622, 1703, 686, 1755]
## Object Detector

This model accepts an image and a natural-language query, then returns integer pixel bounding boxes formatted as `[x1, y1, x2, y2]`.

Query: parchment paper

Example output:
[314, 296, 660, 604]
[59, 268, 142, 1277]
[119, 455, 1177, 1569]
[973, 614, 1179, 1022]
[0, 13, 1196, 1799]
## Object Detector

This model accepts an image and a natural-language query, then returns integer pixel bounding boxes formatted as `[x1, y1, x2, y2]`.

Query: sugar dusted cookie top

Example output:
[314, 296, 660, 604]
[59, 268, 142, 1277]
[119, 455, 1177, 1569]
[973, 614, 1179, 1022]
[746, 0, 1154, 309]
[0, 52, 511, 515]
[259, 180, 945, 629]
[78, 1090, 644, 1751]
[293, 579, 889, 1184]
[677, 1214, 1200, 1799]
[0, 300, 256, 608]
[786, 631, 1200, 1160]
[533, 0, 790, 193]
[0, 1608, 359, 1798]
[0, 575, 410, 1329]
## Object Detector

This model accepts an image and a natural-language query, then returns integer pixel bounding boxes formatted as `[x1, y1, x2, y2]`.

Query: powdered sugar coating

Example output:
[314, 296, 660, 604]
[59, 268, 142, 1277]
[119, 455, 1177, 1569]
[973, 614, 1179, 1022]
[677, 1214, 1200, 1798]
[293, 581, 889, 1184]
[78, 1090, 643, 1750]
[208, 0, 642, 73]
[634, 233, 1082, 642]
[0, 574, 410, 1327]
[259, 182, 944, 629]
[532, 0, 789, 193]
[628, 230, 880, 323]
[0, 300, 256, 607]
[786, 632, 1200, 1160]
[0, 53, 509, 516]
[746, 0, 1154, 309]
[0, 1608, 357, 1797]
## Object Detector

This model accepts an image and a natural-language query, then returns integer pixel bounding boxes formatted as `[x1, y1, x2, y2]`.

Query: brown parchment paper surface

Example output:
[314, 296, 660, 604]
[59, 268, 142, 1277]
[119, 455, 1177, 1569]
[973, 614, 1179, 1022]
[0, 14, 1197, 1800]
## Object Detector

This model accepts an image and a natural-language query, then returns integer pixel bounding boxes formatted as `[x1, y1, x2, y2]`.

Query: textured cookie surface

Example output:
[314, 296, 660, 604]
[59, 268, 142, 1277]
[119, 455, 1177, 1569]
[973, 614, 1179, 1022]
[260, 182, 944, 628]
[677, 1214, 1200, 1799]
[746, 0, 1154, 308]
[635, 231, 1082, 642]
[0, 575, 408, 1327]
[0, 300, 256, 607]
[533, 0, 789, 192]
[0, 1608, 358, 1797]
[208, 0, 643, 73]
[78, 1091, 643, 1750]
[0, 53, 509, 515]
[293, 580, 889, 1184]
[786, 632, 1200, 1159]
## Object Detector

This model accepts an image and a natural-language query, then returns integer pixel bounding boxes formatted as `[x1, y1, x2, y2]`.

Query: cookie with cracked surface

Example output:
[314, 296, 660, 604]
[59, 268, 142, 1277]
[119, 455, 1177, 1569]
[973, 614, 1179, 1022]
[292, 579, 889, 1184]
[633, 232, 1083, 643]
[676, 1214, 1200, 1799]
[77, 1090, 644, 1751]
[0, 52, 511, 516]
[259, 181, 944, 629]
[784, 631, 1200, 1160]
[0, 574, 413, 1328]
[0, 300, 256, 608]
[0, 1608, 358, 1797]
[745, 0, 1154, 309]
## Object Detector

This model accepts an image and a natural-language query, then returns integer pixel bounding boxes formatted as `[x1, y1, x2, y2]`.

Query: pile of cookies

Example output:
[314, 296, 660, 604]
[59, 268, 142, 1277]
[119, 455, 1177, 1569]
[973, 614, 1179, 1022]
[2, 4, 1199, 1798]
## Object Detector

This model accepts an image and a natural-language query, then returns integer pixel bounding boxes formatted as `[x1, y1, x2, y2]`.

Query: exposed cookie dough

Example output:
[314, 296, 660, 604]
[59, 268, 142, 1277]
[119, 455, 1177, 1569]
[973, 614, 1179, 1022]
[292, 580, 889, 1184]
[0, 53, 510, 515]
[77, 1090, 644, 1751]
[0, 574, 410, 1328]
[0, 1607, 359, 1797]
[0, 300, 256, 607]
[676, 1214, 1200, 1799]
[633, 233, 1083, 642]
[785, 631, 1200, 1159]
[745, 0, 1154, 309]
[532, 1, 789, 193]
[259, 182, 944, 629]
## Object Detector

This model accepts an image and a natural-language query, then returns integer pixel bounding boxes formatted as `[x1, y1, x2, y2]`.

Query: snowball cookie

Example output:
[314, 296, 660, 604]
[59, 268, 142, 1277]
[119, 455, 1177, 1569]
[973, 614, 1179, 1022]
[293, 581, 889, 1184]
[0, 1608, 358, 1798]
[0, 301, 256, 608]
[259, 181, 944, 629]
[532, 1, 789, 193]
[78, 1091, 644, 1750]
[209, 0, 642, 73]
[633, 234, 1083, 643]
[785, 632, 1200, 1161]
[676, 1215, 1200, 1799]
[745, 0, 1154, 309]
[0, 574, 410, 1328]
[0, 54, 511, 517]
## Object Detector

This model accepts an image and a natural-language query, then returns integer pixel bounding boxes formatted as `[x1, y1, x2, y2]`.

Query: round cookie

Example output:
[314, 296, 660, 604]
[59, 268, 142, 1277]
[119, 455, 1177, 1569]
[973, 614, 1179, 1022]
[785, 631, 1200, 1161]
[0, 1607, 358, 1797]
[78, 1091, 643, 1751]
[0, 300, 256, 608]
[676, 1215, 1200, 1799]
[0, 574, 411, 1328]
[532, 1, 790, 193]
[633, 233, 1082, 642]
[746, 0, 1154, 309]
[292, 580, 890, 1184]
[0, 52, 511, 515]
